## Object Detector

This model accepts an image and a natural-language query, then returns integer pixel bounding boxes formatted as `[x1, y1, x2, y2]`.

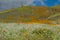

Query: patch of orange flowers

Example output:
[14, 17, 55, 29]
[17, 19, 56, 26]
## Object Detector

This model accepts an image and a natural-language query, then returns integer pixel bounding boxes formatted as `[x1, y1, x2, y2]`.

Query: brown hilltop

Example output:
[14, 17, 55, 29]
[32, 6, 50, 18]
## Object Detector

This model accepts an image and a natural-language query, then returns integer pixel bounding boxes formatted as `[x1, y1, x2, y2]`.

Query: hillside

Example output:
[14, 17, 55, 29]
[0, 6, 60, 24]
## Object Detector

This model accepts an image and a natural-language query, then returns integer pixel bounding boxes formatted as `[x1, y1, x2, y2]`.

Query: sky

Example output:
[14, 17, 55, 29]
[0, 0, 60, 10]
[33, 0, 60, 6]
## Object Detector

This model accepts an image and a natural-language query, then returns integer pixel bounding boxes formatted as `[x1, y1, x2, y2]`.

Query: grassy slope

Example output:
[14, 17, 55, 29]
[0, 6, 60, 24]
[0, 6, 60, 40]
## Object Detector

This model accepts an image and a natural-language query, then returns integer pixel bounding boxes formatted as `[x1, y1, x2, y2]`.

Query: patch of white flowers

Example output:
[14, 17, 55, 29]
[0, 23, 60, 40]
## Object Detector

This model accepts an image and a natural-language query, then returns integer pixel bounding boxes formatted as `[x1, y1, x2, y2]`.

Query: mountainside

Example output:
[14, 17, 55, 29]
[0, 6, 60, 24]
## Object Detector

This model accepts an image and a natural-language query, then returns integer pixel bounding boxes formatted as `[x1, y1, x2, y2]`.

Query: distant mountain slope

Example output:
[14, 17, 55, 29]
[0, 6, 60, 24]
[0, 0, 60, 10]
